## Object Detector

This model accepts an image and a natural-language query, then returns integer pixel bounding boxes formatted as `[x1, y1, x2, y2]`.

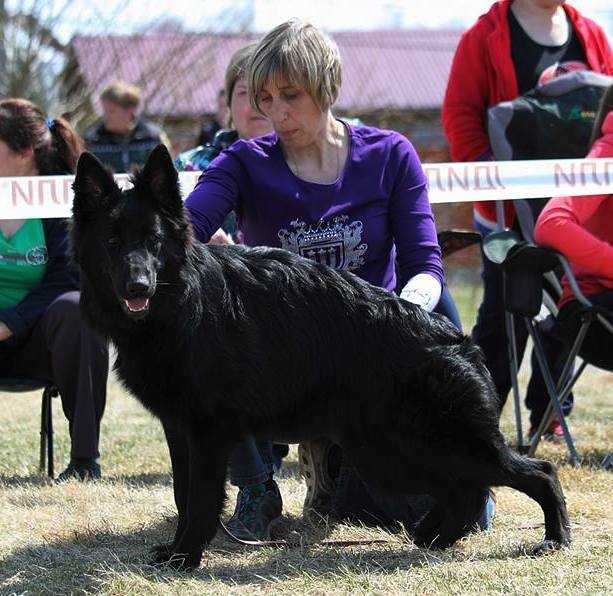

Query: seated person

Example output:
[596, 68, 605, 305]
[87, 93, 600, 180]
[535, 86, 613, 368]
[0, 99, 109, 481]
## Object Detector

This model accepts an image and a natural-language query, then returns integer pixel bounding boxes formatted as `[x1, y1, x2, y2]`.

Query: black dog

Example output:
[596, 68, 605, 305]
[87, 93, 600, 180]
[71, 145, 570, 570]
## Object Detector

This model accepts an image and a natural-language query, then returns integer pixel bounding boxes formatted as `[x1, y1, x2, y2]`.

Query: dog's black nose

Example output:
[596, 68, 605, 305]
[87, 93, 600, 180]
[126, 279, 150, 296]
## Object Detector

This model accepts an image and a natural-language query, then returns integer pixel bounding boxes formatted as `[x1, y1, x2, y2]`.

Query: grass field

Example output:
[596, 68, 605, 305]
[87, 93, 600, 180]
[0, 281, 611, 595]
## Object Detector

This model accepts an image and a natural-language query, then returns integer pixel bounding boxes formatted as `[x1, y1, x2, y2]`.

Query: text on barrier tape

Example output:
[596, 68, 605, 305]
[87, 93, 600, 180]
[0, 157, 611, 219]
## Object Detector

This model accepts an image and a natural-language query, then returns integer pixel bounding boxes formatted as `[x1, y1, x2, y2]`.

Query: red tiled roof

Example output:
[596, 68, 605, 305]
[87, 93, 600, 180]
[70, 29, 462, 117]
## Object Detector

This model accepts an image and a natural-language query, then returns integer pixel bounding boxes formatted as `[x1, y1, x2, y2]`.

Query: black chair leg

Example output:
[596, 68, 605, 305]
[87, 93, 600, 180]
[45, 387, 55, 479]
[39, 392, 48, 474]
[40, 386, 55, 479]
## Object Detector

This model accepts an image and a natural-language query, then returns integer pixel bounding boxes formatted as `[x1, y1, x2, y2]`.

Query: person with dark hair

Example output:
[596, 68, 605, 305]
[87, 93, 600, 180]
[442, 0, 613, 438]
[84, 80, 171, 173]
[535, 86, 613, 367]
[0, 98, 109, 481]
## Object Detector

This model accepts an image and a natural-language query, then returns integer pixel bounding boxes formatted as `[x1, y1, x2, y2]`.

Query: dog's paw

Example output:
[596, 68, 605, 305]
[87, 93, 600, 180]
[149, 542, 174, 563]
[150, 549, 202, 571]
[532, 539, 568, 556]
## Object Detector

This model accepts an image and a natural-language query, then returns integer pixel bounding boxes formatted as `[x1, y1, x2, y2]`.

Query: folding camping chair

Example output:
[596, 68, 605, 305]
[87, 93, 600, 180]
[483, 199, 613, 466]
[485, 70, 613, 465]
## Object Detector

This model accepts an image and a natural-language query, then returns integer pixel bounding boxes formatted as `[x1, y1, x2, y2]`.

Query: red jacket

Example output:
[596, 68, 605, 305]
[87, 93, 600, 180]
[535, 111, 613, 307]
[442, 0, 613, 227]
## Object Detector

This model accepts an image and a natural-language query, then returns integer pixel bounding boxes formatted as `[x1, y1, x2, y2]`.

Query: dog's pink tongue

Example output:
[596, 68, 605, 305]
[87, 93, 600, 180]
[124, 297, 149, 312]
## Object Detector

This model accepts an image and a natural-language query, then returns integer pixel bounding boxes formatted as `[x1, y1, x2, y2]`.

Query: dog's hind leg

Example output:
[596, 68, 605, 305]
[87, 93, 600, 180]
[151, 423, 190, 563]
[160, 430, 233, 570]
[488, 449, 571, 552]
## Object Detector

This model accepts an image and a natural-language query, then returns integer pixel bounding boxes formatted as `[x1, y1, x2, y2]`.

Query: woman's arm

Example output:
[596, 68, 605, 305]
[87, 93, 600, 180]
[442, 28, 492, 163]
[0, 219, 78, 340]
[534, 194, 613, 279]
[389, 137, 444, 311]
[184, 152, 243, 243]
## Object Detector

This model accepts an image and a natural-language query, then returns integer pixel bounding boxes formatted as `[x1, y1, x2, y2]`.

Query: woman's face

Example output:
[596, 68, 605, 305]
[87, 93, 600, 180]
[0, 139, 35, 176]
[256, 75, 327, 149]
[230, 78, 272, 140]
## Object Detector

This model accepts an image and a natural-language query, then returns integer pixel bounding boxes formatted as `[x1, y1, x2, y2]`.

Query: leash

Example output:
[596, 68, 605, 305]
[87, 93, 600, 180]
[219, 520, 391, 548]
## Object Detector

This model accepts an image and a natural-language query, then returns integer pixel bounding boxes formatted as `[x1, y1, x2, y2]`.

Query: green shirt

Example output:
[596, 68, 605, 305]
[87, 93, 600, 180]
[0, 219, 48, 310]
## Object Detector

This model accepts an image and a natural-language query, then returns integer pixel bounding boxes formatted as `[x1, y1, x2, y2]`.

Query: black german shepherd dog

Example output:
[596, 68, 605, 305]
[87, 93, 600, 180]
[71, 146, 570, 570]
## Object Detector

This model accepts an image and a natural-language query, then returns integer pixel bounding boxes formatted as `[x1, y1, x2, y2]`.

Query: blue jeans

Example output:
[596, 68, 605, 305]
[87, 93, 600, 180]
[472, 220, 572, 426]
[229, 437, 274, 487]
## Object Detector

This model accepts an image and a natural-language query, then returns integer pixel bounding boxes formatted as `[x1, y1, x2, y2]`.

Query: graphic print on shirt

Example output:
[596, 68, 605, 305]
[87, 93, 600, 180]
[0, 246, 48, 266]
[278, 215, 368, 270]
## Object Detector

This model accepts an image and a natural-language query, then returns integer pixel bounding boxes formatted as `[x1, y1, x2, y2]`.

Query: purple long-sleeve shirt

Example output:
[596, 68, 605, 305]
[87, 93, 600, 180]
[185, 123, 443, 292]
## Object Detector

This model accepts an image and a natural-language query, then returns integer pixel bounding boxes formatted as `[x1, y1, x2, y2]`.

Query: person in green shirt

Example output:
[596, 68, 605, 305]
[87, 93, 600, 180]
[0, 98, 109, 481]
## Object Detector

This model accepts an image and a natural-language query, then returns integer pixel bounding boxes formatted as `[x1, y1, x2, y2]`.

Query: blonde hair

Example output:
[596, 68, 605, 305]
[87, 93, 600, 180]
[248, 20, 341, 113]
[100, 81, 141, 109]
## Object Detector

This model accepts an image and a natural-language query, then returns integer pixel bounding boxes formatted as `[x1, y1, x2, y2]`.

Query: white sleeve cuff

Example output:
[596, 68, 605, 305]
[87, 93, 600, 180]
[399, 273, 442, 312]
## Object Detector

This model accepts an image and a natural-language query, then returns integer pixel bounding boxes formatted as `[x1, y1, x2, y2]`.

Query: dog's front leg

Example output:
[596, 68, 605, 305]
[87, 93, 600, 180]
[163, 431, 231, 570]
[150, 422, 190, 563]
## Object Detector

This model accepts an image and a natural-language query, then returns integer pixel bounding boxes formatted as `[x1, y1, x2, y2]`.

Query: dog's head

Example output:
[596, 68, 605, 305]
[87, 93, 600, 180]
[72, 145, 190, 321]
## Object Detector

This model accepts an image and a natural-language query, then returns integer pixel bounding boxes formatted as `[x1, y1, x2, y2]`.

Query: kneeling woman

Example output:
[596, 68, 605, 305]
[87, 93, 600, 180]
[0, 99, 109, 480]
[185, 20, 491, 540]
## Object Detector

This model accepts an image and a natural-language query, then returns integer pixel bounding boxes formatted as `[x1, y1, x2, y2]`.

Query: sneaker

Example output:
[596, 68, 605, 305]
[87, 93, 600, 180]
[529, 419, 565, 442]
[56, 458, 101, 482]
[299, 438, 341, 518]
[225, 481, 282, 541]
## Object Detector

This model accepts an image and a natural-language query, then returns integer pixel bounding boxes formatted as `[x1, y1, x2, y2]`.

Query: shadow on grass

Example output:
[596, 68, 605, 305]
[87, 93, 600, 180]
[104, 472, 173, 487]
[0, 510, 555, 593]
[0, 473, 52, 488]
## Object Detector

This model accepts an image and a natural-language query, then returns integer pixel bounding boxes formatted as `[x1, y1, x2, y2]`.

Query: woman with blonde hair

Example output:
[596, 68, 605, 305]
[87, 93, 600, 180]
[185, 20, 480, 541]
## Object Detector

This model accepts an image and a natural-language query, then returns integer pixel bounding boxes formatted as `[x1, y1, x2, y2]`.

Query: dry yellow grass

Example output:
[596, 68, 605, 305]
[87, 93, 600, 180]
[1, 280, 611, 594]
[1, 364, 611, 595]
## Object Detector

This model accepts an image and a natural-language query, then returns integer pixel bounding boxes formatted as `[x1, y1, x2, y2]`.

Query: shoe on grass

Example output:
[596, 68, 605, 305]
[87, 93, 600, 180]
[225, 481, 282, 541]
[529, 418, 565, 442]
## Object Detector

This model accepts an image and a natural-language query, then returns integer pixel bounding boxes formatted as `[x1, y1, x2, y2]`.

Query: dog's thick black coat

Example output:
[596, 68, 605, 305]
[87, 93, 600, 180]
[71, 146, 570, 569]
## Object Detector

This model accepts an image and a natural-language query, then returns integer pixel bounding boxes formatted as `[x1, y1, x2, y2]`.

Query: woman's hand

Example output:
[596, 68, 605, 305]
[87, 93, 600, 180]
[400, 274, 442, 312]
[208, 228, 235, 245]
[0, 322, 13, 341]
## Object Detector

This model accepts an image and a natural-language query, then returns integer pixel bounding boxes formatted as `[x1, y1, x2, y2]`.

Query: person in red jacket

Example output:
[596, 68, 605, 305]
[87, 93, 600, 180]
[442, 0, 613, 438]
[535, 86, 613, 370]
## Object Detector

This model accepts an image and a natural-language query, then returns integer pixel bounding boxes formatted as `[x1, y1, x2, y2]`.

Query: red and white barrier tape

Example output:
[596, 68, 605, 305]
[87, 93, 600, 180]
[0, 157, 611, 219]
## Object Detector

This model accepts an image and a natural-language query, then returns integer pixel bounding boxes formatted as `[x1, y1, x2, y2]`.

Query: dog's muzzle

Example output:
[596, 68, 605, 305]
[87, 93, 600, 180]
[121, 278, 155, 319]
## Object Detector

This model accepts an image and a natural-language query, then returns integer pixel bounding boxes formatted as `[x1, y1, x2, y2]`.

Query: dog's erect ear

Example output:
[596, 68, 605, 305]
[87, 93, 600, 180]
[140, 144, 183, 215]
[72, 152, 118, 219]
